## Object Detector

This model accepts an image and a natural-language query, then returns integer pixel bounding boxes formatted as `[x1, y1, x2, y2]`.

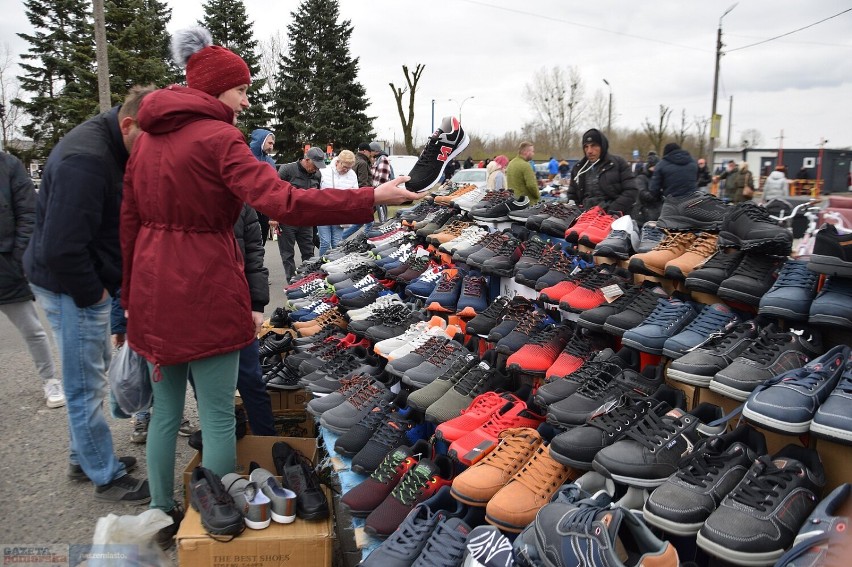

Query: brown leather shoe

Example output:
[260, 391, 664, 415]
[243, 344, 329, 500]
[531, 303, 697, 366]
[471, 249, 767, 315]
[664, 232, 719, 280]
[450, 428, 542, 507]
[629, 232, 697, 276]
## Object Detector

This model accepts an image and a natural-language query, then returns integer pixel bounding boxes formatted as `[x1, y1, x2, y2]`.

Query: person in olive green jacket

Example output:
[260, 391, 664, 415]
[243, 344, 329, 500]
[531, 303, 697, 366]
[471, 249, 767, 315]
[505, 141, 540, 204]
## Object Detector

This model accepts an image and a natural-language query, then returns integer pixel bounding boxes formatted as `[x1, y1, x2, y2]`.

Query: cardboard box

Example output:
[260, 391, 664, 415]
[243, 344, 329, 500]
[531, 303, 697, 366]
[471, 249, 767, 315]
[182, 435, 319, 507]
[243, 409, 316, 438]
[813, 438, 852, 494]
[664, 377, 699, 411]
[696, 387, 810, 454]
[177, 489, 333, 567]
[238, 389, 308, 412]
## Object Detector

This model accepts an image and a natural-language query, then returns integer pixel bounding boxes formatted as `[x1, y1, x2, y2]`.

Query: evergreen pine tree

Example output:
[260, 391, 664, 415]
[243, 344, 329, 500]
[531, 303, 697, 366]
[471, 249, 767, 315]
[105, 0, 177, 103]
[200, 0, 271, 135]
[273, 0, 374, 161]
[16, 0, 98, 156]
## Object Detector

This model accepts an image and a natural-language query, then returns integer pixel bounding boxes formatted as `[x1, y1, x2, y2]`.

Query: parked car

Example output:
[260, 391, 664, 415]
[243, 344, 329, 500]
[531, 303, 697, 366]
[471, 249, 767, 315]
[387, 155, 418, 178]
[448, 167, 488, 188]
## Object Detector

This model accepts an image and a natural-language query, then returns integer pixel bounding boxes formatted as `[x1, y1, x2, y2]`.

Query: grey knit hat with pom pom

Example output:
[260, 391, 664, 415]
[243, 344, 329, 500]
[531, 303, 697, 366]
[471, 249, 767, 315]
[171, 26, 250, 96]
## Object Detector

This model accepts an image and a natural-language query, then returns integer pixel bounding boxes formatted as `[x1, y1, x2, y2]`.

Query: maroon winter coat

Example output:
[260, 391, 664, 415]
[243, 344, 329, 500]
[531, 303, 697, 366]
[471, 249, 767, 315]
[121, 86, 374, 366]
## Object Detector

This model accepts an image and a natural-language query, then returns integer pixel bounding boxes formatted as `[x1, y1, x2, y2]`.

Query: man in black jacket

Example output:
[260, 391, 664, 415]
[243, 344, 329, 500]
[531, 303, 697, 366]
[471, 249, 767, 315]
[696, 158, 712, 193]
[0, 151, 63, 409]
[274, 148, 324, 280]
[23, 86, 152, 503]
[649, 143, 698, 199]
[568, 129, 637, 213]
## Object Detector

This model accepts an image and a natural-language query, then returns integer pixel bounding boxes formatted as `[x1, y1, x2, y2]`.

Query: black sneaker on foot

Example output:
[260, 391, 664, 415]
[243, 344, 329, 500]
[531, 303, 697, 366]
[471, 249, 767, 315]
[68, 456, 137, 482]
[406, 116, 470, 192]
[155, 504, 185, 549]
[94, 474, 151, 503]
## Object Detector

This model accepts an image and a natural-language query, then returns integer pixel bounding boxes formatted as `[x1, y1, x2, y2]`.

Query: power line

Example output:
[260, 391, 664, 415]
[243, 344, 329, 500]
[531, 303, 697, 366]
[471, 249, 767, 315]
[726, 8, 852, 53]
[456, 0, 709, 53]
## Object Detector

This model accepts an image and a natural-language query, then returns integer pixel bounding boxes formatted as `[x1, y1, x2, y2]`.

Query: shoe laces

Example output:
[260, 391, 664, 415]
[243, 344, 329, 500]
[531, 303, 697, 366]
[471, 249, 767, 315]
[347, 383, 383, 410]
[676, 439, 737, 488]
[512, 311, 549, 336]
[387, 507, 438, 555]
[425, 345, 462, 367]
[575, 362, 622, 397]
[624, 410, 693, 453]
[391, 462, 435, 506]
[684, 233, 718, 257]
[513, 446, 566, 497]
[419, 516, 470, 565]
[573, 207, 603, 224]
[737, 202, 776, 224]
[586, 213, 615, 230]
[653, 231, 696, 251]
[577, 269, 619, 291]
[503, 298, 534, 321]
[642, 300, 692, 328]
[528, 325, 563, 347]
[453, 366, 491, 394]
[369, 414, 412, 450]
[739, 327, 791, 364]
[479, 405, 531, 437]
[371, 445, 415, 485]
[627, 287, 667, 314]
[479, 296, 510, 319]
[519, 238, 547, 260]
[772, 260, 817, 288]
[493, 236, 521, 256]
[560, 334, 592, 358]
[640, 224, 665, 244]
[602, 229, 629, 243]
[457, 392, 503, 419]
[682, 306, 735, 336]
[434, 271, 461, 293]
[410, 335, 448, 356]
[480, 429, 539, 470]
[559, 498, 610, 532]
[731, 254, 778, 280]
[461, 275, 485, 297]
[729, 455, 804, 512]
[588, 394, 653, 434]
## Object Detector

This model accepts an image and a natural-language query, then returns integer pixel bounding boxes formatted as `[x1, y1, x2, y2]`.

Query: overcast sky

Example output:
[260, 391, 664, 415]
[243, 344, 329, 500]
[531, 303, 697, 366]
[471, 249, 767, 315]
[2, 0, 851, 152]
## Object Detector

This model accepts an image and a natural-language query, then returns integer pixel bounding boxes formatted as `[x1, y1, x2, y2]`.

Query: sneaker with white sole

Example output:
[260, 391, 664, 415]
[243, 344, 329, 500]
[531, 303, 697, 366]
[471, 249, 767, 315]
[44, 378, 65, 408]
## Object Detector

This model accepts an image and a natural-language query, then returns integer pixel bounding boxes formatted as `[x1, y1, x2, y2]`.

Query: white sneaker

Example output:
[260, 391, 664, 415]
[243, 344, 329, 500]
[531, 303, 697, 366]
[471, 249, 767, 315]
[386, 325, 450, 361]
[347, 295, 404, 321]
[44, 379, 66, 409]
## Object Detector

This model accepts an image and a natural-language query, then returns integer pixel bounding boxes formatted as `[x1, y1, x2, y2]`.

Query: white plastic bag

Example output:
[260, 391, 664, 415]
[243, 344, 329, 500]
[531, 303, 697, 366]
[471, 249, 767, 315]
[86, 509, 174, 566]
[108, 342, 152, 415]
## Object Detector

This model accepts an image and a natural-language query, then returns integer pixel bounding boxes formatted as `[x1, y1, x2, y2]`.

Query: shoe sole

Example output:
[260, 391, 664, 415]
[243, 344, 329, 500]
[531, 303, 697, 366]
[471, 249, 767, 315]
[656, 217, 723, 232]
[642, 507, 703, 537]
[547, 446, 594, 470]
[742, 402, 812, 434]
[592, 248, 630, 260]
[683, 278, 722, 294]
[808, 313, 852, 329]
[449, 486, 491, 507]
[696, 531, 785, 567]
[810, 419, 852, 444]
[484, 513, 527, 534]
[576, 318, 607, 333]
[718, 231, 792, 255]
[601, 322, 630, 337]
[620, 336, 663, 355]
[717, 286, 761, 306]
[807, 255, 852, 277]
[708, 377, 752, 402]
[627, 257, 665, 277]
[68, 457, 138, 482]
[665, 367, 714, 387]
[591, 462, 669, 489]
[757, 305, 809, 321]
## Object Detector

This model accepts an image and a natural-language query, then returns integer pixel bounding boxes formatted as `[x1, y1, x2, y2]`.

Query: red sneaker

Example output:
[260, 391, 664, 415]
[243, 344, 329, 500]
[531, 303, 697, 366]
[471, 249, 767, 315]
[578, 213, 617, 247]
[448, 401, 545, 466]
[564, 206, 605, 243]
[559, 270, 629, 312]
[546, 335, 595, 380]
[506, 326, 573, 374]
[436, 391, 513, 443]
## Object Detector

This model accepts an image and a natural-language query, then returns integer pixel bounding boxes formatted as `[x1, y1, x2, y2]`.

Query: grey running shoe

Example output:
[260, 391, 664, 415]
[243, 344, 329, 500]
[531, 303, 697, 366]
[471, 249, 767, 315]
[130, 411, 150, 444]
[249, 468, 296, 524]
[222, 473, 272, 530]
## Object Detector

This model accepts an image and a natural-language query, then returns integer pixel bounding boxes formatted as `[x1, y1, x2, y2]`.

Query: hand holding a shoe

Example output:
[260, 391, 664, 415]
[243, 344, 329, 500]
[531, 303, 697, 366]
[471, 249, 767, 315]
[373, 176, 423, 205]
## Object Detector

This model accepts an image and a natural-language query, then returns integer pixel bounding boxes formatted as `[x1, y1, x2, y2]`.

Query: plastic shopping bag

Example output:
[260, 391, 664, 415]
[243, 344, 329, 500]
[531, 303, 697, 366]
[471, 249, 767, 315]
[85, 509, 174, 567]
[108, 342, 152, 415]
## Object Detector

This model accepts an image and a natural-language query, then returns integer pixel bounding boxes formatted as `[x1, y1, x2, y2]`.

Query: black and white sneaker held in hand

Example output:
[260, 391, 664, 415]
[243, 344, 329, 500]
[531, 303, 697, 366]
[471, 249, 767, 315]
[406, 116, 470, 192]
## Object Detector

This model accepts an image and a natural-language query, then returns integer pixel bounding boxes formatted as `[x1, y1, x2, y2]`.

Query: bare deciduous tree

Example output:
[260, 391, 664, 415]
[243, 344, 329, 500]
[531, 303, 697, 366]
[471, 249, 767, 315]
[389, 63, 425, 155]
[585, 88, 609, 134]
[258, 31, 284, 94]
[0, 43, 22, 151]
[740, 128, 763, 148]
[673, 109, 689, 147]
[642, 104, 672, 155]
[524, 66, 584, 156]
[694, 115, 709, 159]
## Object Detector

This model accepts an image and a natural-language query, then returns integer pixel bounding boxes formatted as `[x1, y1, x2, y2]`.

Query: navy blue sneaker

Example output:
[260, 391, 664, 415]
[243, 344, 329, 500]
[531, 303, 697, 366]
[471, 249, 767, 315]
[809, 276, 852, 329]
[424, 268, 465, 313]
[662, 303, 739, 359]
[405, 266, 444, 299]
[758, 258, 820, 321]
[811, 353, 852, 444]
[621, 298, 700, 355]
[743, 344, 849, 434]
[773, 483, 850, 567]
[455, 274, 488, 318]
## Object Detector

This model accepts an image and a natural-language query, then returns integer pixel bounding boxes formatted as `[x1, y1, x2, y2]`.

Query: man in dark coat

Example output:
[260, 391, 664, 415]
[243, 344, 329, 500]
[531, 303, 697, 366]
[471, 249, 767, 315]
[274, 148, 324, 280]
[23, 87, 153, 501]
[568, 128, 637, 213]
[696, 158, 712, 193]
[0, 151, 63, 409]
[649, 142, 698, 199]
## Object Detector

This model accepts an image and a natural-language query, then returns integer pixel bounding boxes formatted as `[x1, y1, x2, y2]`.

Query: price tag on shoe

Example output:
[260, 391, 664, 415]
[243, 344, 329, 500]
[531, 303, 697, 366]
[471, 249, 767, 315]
[601, 284, 624, 303]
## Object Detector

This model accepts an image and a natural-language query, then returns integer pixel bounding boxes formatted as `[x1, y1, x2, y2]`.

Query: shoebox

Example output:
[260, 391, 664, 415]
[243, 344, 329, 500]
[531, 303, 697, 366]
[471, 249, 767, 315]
[182, 435, 318, 508]
[697, 387, 811, 454]
[813, 438, 852, 493]
[496, 274, 538, 300]
[270, 409, 317, 438]
[664, 376, 700, 412]
[237, 389, 308, 411]
[632, 272, 677, 294]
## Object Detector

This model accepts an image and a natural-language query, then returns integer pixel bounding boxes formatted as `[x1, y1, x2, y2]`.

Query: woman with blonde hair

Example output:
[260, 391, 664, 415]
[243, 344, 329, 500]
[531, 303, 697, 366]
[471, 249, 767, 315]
[733, 160, 755, 202]
[318, 149, 359, 255]
[487, 155, 509, 191]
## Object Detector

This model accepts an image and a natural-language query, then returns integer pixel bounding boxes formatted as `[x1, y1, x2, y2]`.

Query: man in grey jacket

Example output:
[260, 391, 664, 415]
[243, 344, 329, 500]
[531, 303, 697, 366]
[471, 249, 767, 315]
[0, 151, 64, 409]
[274, 147, 325, 280]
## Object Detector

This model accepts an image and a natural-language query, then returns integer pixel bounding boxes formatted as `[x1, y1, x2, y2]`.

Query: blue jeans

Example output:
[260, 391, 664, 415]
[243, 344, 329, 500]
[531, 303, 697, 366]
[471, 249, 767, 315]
[317, 225, 343, 257]
[237, 339, 275, 435]
[340, 222, 373, 240]
[31, 285, 127, 486]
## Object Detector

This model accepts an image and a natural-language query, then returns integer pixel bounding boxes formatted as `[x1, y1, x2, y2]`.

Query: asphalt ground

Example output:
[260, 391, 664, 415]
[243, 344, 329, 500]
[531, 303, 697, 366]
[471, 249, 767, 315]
[0, 238, 294, 565]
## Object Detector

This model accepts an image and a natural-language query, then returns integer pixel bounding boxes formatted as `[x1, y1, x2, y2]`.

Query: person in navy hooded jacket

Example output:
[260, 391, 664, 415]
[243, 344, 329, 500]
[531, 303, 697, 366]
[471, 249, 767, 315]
[248, 128, 275, 244]
[649, 142, 698, 199]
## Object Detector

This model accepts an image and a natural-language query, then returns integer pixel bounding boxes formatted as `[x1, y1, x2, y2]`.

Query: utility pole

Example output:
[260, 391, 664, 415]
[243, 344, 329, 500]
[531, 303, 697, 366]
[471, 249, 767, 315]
[93, 0, 111, 112]
[777, 129, 785, 168]
[603, 79, 612, 136]
[726, 95, 733, 147]
[709, 3, 738, 170]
